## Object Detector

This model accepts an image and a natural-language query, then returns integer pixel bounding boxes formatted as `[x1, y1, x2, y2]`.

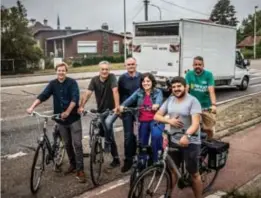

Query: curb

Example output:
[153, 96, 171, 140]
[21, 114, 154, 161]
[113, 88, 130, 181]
[1, 74, 121, 87]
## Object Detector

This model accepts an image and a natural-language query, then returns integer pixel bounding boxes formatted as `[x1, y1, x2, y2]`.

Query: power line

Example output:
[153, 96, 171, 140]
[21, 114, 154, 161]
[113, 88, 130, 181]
[161, 0, 210, 17]
[132, 4, 144, 20]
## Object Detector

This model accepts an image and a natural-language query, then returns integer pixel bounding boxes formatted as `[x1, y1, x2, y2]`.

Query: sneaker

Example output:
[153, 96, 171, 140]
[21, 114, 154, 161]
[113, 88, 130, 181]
[76, 171, 87, 183]
[121, 160, 133, 173]
[109, 158, 120, 168]
[64, 165, 76, 175]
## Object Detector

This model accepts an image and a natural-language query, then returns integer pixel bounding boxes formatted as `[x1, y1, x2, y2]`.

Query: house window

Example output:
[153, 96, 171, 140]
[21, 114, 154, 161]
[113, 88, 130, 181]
[113, 41, 120, 53]
[77, 41, 97, 53]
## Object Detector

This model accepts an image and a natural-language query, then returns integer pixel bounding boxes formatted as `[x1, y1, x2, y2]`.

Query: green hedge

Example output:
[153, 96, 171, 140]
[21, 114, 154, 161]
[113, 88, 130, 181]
[242, 47, 261, 59]
[72, 56, 124, 67]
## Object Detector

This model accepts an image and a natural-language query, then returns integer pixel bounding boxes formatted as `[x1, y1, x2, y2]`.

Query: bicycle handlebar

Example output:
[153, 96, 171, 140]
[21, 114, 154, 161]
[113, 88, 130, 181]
[30, 111, 61, 120]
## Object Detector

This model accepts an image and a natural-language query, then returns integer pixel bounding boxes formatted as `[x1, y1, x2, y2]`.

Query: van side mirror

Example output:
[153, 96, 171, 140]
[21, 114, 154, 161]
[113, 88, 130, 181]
[243, 59, 250, 67]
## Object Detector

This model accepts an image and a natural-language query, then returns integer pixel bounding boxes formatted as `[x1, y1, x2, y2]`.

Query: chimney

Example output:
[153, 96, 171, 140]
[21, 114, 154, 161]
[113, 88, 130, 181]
[101, 22, 109, 30]
[65, 26, 72, 35]
[43, 19, 48, 26]
[30, 18, 36, 26]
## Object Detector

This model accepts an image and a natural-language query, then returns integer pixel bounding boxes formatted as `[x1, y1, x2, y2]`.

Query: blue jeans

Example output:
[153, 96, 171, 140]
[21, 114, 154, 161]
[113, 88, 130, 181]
[100, 112, 119, 158]
[139, 121, 164, 162]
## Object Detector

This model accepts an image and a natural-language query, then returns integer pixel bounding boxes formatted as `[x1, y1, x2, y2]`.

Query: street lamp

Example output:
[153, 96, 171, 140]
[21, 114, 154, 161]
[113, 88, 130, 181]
[254, 5, 258, 59]
[123, 0, 127, 62]
[150, 4, 162, 20]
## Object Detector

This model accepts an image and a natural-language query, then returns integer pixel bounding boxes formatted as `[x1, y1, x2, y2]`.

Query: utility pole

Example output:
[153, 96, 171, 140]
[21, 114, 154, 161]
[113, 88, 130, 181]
[123, 0, 127, 62]
[254, 6, 258, 59]
[144, 0, 149, 21]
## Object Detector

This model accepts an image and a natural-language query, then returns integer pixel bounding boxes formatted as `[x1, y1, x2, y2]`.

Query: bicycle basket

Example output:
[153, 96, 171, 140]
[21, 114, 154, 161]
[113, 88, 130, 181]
[203, 139, 230, 170]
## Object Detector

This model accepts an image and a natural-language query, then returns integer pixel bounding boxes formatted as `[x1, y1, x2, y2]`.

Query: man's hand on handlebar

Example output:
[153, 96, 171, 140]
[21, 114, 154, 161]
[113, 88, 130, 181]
[26, 107, 34, 114]
[77, 106, 85, 114]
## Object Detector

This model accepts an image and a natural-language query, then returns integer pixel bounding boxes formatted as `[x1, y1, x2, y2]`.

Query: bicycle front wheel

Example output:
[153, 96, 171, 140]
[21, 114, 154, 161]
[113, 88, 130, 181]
[30, 144, 45, 194]
[90, 136, 103, 186]
[128, 164, 172, 198]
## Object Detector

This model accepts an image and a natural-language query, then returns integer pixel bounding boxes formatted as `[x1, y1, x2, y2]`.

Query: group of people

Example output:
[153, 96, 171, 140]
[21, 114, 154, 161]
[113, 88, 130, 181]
[26, 55, 216, 198]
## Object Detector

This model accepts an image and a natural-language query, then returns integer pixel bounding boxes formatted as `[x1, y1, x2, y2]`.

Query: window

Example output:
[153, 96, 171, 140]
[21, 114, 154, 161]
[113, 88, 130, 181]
[77, 41, 97, 53]
[113, 41, 119, 53]
[135, 24, 179, 36]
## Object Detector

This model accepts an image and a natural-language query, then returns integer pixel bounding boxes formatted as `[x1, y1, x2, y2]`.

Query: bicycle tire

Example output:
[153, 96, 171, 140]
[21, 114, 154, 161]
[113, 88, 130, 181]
[54, 135, 65, 167]
[90, 136, 103, 186]
[200, 145, 220, 193]
[30, 144, 45, 194]
[128, 164, 172, 198]
[129, 167, 140, 187]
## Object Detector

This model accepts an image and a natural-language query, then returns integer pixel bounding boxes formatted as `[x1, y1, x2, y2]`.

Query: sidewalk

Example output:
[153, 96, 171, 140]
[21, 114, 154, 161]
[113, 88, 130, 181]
[76, 123, 261, 198]
[1, 70, 125, 87]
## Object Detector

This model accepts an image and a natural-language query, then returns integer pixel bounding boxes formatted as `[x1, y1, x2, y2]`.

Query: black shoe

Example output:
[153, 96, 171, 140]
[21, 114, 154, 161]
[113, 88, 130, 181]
[121, 160, 133, 173]
[109, 158, 120, 168]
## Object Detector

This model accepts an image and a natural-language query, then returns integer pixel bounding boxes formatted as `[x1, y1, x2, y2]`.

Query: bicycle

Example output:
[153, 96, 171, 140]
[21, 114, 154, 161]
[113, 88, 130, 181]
[29, 111, 65, 194]
[83, 109, 113, 186]
[128, 129, 229, 198]
[121, 106, 158, 188]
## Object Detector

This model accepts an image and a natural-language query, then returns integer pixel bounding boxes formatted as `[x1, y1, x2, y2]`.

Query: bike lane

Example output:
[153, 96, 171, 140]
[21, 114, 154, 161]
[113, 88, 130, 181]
[77, 123, 261, 198]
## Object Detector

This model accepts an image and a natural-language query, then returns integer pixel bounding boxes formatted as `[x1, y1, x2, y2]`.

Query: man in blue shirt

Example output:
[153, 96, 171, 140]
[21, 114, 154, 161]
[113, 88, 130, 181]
[26, 62, 86, 183]
[118, 57, 142, 172]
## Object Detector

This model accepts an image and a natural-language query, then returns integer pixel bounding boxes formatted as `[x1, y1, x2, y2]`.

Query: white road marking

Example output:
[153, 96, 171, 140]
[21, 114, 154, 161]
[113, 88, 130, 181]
[1, 151, 27, 159]
[251, 76, 261, 80]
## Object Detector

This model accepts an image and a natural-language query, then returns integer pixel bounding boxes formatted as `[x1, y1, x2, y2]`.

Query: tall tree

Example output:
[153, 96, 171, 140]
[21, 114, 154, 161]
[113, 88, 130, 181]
[237, 10, 261, 43]
[210, 0, 239, 26]
[1, 1, 43, 63]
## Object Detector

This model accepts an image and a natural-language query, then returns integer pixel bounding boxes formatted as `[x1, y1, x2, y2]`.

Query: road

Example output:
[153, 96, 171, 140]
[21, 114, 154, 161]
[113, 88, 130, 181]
[1, 62, 261, 156]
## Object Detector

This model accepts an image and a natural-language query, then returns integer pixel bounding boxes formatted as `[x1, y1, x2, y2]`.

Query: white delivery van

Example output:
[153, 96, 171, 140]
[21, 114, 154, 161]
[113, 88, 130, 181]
[132, 19, 250, 95]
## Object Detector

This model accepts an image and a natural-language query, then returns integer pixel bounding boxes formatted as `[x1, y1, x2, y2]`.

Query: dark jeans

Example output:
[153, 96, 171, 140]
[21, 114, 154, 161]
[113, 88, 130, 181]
[122, 112, 137, 162]
[139, 121, 164, 162]
[58, 119, 84, 171]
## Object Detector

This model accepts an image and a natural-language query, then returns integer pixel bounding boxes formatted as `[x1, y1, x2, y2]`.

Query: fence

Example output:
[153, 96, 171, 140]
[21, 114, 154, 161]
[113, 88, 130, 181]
[1, 59, 29, 75]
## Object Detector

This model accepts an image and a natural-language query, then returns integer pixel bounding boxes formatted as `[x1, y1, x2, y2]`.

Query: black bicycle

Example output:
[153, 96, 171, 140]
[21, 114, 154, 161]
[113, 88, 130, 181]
[29, 111, 65, 194]
[83, 109, 113, 186]
[120, 107, 156, 188]
[128, 129, 229, 198]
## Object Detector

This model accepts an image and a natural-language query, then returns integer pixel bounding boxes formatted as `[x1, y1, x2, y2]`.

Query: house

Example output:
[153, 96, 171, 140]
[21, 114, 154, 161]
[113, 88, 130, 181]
[45, 28, 132, 59]
[237, 36, 261, 49]
[29, 19, 87, 55]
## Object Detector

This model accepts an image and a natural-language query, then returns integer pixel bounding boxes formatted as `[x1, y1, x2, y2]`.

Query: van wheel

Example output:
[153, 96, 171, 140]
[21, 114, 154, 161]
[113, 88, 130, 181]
[238, 76, 249, 91]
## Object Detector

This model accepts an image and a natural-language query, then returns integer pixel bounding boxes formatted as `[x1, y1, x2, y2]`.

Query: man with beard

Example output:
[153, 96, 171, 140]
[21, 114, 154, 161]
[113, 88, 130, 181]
[185, 56, 217, 139]
[154, 76, 203, 198]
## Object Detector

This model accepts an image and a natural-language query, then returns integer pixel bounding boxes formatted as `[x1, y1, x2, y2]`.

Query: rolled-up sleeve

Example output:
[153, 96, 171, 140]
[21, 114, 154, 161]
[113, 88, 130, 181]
[70, 80, 80, 103]
[37, 82, 53, 102]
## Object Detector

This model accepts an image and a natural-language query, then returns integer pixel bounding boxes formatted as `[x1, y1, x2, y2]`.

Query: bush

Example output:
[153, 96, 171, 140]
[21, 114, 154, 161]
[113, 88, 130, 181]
[72, 55, 124, 67]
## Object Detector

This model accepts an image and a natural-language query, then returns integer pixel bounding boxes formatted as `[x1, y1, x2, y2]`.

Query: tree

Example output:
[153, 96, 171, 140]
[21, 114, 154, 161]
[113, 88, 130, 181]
[1, 1, 43, 64]
[236, 10, 261, 43]
[210, 0, 239, 26]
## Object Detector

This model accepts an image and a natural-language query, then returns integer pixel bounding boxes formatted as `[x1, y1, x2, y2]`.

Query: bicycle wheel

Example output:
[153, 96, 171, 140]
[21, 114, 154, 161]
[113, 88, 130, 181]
[128, 164, 172, 198]
[130, 167, 140, 187]
[90, 136, 103, 186]
[200, 145, 220, 193]
[54, 135, 65, 167]
[30, 144, 45, 194]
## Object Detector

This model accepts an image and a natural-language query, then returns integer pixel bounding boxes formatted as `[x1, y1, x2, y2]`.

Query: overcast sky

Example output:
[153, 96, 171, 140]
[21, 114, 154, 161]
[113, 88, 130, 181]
[2, 0, 261, 33]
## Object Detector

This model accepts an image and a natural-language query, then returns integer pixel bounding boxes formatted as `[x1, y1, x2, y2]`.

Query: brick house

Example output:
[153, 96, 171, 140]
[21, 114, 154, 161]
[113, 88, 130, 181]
[237, 36, 261, 49]
[45, 29, 132, 59]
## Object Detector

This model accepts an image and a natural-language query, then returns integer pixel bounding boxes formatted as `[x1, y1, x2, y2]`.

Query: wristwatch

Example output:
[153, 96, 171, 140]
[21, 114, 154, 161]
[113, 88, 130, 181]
[185, 134, 192, 139]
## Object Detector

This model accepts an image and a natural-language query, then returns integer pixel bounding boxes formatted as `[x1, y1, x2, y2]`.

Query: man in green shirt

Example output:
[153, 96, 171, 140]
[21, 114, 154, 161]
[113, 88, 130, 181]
[185, 56, 217, 138]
